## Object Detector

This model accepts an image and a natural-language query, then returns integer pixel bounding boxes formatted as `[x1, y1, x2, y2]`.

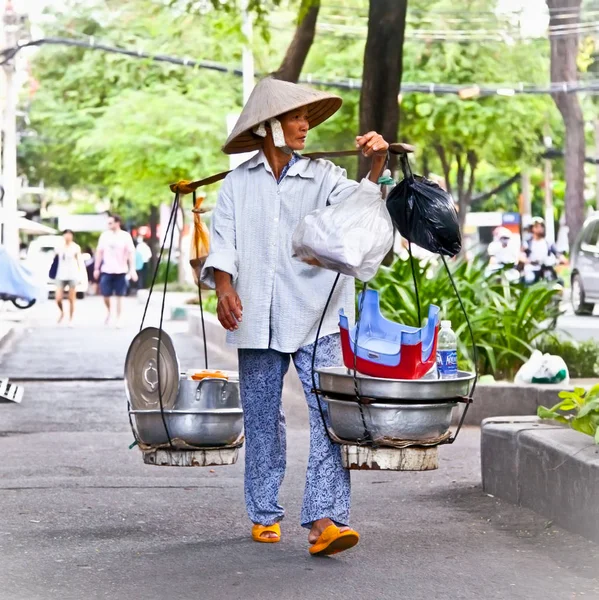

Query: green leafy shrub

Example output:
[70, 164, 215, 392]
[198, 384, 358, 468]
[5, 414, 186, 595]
[536, 336, 599, 379]
[538, 385, 599, 444]
[369, 255, 563, 380]
[185, 290, 218, 315]
[203, 292, 218, 315]
[155, 261, 178, 285]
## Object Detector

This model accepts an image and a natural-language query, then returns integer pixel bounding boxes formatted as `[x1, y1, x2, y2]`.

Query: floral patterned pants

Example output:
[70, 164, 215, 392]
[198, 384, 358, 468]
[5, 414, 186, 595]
[238, 334, 351, 529]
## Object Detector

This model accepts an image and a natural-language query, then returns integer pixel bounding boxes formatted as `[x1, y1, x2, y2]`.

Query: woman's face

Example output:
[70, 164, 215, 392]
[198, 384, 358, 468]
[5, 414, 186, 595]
[63, 231, 73, 243]
[532, 223, 545, 238]
[279, 107, 310, 151]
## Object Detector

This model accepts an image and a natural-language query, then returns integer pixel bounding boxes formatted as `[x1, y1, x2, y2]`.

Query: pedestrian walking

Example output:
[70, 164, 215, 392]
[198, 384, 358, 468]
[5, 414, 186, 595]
[135, 236, 152, 289]
[94, 214, 137, 327]
[201, 77, 388, 556]
[53, 229, 84, 326]
[83, 247, 96, 295]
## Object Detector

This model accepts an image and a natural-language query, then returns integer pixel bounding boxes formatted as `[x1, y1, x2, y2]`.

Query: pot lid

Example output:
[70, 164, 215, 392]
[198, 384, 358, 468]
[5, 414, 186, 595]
[125, 327, 180, 410]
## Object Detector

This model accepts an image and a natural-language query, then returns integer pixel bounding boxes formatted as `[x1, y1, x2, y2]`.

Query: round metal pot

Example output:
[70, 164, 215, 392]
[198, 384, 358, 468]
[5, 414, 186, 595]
[130, 409, 244, 449]
[322, 397, 456, 443]
[176, 375, 241, 411]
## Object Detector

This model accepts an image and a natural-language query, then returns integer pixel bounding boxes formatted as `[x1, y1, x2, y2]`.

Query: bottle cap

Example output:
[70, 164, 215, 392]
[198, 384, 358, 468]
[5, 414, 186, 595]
[441, 320, 452, 328]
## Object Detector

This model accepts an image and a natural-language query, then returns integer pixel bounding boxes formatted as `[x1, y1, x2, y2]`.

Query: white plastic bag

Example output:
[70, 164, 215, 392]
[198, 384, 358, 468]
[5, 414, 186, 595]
[515, 350, 570, 385]
[291, 178, 394, 281]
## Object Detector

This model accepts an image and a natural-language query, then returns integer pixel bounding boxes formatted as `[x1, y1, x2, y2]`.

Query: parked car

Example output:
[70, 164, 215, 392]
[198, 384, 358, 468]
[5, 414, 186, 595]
[25, 235, 89, 299]
[570, 213, 599, 315]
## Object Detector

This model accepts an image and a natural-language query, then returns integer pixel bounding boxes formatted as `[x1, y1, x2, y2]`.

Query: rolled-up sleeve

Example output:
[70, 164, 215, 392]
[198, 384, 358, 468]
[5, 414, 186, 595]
[200, 176, 238, 289]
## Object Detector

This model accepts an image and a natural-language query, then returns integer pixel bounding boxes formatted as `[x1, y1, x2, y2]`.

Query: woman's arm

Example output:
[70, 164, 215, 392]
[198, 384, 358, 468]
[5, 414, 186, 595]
[356, 131, 389, 183]
[201, 176, 242, 331]
[201, 179, 239, 286]
[326, 131, 390, 206]
[76, 247, 86, 281]
[214, 270, 243, 332]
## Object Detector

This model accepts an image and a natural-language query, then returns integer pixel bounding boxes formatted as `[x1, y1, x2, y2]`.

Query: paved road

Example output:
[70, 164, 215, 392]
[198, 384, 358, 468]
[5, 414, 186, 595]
[556, 310, 599, 343]
[555, 290, 599, 342]
[0, 296, 598, 600]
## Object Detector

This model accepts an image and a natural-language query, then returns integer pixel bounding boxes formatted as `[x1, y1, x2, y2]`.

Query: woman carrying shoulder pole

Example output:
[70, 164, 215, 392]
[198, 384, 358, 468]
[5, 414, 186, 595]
[201, 77, 388, 556]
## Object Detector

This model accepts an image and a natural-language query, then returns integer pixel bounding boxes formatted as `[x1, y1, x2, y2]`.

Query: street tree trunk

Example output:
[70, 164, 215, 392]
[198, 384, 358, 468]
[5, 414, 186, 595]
[435, 146, 477, 230]
[358, 0, 408, 179]
[272, 0, 320, 82]
[546, 0, 586, 246]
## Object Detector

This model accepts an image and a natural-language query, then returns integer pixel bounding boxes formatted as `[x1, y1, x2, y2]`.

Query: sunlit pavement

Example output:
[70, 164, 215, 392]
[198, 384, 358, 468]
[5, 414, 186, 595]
[0, 295, 598, 600]
[556, 309, 599, 343]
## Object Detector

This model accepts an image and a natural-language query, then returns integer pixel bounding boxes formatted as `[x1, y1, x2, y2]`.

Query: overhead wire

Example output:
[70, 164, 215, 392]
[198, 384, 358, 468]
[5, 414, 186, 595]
[4, 35, 599, 97]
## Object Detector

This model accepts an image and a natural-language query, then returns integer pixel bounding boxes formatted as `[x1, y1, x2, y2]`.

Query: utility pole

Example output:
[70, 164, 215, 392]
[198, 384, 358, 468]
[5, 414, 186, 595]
[543, 125, 556, 245]
[1, 0, 20, 257]
[227, 0, 255, 171]
[241, 0, 254, 105]
[595, 118, 599, 211]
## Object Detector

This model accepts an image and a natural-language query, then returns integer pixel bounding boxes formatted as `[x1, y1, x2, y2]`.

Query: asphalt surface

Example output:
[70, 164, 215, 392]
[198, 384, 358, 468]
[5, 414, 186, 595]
[556, 311, 599, 343]
[0, 296, 598, 600]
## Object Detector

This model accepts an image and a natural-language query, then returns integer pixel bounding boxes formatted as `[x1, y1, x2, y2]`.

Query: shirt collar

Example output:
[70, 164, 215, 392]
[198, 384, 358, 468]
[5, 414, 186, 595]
[246, 150, 314, 179]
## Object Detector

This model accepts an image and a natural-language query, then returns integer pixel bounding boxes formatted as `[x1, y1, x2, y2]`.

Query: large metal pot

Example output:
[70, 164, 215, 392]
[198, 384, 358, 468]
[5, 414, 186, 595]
[126, 329, 244, 449]
[130, 408, 243, 449]
[322, 397, 456, 443]
[176, 374, 240, 411]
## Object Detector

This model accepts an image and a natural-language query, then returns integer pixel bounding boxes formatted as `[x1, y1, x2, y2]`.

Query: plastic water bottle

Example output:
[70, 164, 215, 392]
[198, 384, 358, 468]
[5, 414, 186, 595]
[437, 320, 458, 379]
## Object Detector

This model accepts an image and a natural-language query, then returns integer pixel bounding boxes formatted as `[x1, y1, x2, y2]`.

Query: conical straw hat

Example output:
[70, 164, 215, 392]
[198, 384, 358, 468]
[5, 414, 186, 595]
[223, 77, 343, 155]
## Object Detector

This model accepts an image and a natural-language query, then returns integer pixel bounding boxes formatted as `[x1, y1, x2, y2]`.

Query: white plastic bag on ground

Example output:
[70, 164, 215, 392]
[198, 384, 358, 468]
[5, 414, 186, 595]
[515, 350, 570, 385]
[292, 178, 394, 281]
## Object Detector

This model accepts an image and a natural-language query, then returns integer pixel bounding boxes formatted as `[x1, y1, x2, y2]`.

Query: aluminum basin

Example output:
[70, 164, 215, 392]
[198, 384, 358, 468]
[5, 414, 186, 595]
[317, 367, 475, 402]
[130, 409, 243, 449]
[322, 397, 456, 442]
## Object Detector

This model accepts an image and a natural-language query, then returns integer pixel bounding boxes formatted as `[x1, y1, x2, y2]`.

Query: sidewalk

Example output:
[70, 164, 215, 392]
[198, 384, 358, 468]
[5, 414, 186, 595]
[1, 298, 598, 600]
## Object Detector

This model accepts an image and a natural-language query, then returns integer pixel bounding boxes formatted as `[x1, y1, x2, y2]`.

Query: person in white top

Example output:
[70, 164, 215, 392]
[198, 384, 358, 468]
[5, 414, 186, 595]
[54, 229, 84, 325]
[94, 214, 137, 327]
[135, 236, 152, 289]
[487, 227, 520, 268]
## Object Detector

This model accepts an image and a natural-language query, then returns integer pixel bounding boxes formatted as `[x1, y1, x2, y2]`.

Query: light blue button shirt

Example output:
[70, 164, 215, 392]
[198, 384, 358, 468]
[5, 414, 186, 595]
[201, 150, 359, 352]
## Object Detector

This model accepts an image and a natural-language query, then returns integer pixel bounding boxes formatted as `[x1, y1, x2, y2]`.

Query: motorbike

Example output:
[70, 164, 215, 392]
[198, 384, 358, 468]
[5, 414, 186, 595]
[486, 259, 564, 314]
[0, 246, 43, 309]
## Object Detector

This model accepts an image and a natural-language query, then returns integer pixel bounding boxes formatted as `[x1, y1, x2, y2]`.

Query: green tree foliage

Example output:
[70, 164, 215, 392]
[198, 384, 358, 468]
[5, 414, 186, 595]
[19, 0, 244, 216]
[399, 0, 560, 222]
[20, 0, 566, 221]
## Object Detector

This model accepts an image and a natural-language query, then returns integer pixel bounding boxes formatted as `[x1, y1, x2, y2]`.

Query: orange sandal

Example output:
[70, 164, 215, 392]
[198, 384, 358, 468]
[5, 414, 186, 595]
[309, 525, 359, 556]
[251, 523, 281, 543]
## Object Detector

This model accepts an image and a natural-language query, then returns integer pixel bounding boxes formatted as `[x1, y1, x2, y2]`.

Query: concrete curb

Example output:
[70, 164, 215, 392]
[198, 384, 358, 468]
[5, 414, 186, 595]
[481, 416, 599, 543]
[456, 381, 575, 426]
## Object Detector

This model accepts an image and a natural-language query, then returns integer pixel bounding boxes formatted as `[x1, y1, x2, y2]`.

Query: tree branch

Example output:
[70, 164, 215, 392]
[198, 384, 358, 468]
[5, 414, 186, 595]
[465, 150, 478, 204]
[272, 0, 320, 83]
[434, 143, 452, 196]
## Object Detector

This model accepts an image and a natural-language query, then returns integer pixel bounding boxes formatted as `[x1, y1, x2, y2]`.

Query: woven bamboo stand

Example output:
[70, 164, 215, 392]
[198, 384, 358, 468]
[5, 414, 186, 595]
[142, 445, 240, 467]
[331, 431, 450, 471]
[138, 438, 243, 468]
[340, 444, 438, 471]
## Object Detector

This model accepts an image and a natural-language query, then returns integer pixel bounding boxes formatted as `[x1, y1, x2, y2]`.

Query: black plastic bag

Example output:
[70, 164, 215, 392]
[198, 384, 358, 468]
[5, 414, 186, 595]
[386, 155, 462, 257]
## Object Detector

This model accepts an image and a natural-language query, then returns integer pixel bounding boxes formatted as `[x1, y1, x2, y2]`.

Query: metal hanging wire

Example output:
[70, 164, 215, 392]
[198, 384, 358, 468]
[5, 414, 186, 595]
[311, 154, 479, 450]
